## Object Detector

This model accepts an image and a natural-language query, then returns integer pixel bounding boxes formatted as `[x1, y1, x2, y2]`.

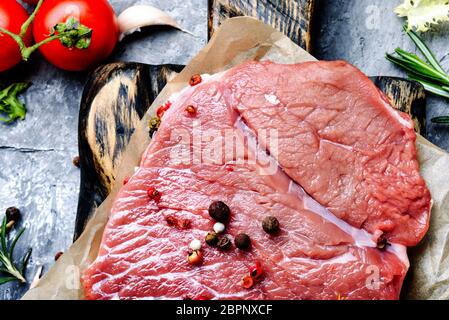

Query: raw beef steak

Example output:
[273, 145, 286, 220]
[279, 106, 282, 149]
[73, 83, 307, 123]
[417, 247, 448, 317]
[223, 61, 431, 246]
[82, 61, 430, 300]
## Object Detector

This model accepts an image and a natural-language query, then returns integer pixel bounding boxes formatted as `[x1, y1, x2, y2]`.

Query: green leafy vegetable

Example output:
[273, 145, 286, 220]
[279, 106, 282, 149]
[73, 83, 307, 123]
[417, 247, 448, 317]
[0, 83, 31, 124]
[0, 217, 31, 284]
[386, 27, 449, 123]
[395, 0, 449, 32]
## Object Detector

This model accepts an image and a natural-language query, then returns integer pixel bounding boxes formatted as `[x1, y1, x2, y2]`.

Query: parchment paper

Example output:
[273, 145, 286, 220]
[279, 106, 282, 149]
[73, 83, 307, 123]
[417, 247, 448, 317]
[22, 17, 449, 300]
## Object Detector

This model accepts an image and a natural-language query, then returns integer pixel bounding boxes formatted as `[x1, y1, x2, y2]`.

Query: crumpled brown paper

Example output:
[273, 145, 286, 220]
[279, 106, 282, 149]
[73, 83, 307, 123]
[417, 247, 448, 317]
[22, 17, 449, 300]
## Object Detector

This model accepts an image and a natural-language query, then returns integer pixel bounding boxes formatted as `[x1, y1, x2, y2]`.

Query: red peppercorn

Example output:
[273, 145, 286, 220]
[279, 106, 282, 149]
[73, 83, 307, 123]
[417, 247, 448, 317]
[249, 262, 263, 280]
[194, 295, 210, 300]
[185, 105, 197, 115]
[123, 177, 130, 185]
[242, 275, 254, 289]
[147, 187, 161, 201]
[165, 215, 191, 230]
[189, 74, 202, 86]
[55, 251, 64, 261]
[156, 101, 172, 118]
[187, 250, 203, 265]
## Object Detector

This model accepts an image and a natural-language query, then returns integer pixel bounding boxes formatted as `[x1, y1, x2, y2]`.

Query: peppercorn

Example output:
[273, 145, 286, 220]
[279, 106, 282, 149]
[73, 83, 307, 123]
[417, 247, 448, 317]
[234, 233, 251, 250]
[249, 262, 263, 280]
[72, 156, 80, 168]
[165, 215, 191, 230]
[189, 74, 202, 86]
[5, 207, 21, 223]
[217, 236, 232, 250]
[189, 239, 202, 251]
[55, 251, 64, 261]
[148, 116, 161, 137]
[213, 222, 225, 234]
[242, 275, 254, 289]
[185, 105, 197, 115]
[156, 101, 172, 118]
[208, 201, 231, 223]
[147, 187, 161, 201]
[262, 216, 280, 234]
[377, 236, 389, 250]
[205, 232, 219, 246]
[187, 250, 203, 265]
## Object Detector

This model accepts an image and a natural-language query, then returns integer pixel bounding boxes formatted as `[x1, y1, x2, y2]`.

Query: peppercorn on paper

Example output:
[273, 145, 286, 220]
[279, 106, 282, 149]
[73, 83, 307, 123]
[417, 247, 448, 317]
[23, 17, 449, 300]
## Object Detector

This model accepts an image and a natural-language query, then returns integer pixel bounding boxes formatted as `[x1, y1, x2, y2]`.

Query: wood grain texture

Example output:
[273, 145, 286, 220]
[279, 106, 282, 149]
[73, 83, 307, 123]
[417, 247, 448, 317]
[208, 0, 316, 51]
[75, 63, 183, 240]
[370, 76, 426, 135]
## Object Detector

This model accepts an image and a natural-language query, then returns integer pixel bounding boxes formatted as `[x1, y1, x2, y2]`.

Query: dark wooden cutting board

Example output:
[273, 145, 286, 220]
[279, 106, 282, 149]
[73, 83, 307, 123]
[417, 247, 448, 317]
[75, 63, 183, 240]
[74, 0, 427, 239]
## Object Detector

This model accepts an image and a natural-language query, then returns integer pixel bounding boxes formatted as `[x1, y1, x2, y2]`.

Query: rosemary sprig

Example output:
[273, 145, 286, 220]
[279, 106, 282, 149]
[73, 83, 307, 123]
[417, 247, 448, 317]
[431, 116, 449, 124]
[386, 26, 449, 123]
[0, 217, 31, 284]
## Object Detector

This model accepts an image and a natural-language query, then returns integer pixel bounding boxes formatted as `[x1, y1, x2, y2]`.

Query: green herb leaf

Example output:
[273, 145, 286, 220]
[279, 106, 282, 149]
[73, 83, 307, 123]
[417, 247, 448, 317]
[9, 228, 25, 261]
[1, 218, 7, 254]
[19, 249, 32, 274]
[0, 83, 31, 124]
[404, 27, 446, 74]
[0, 217, 31, 284]
[386, 27, 449, 101]
[0, 277, 18, 285]
[431, 116, 449, 124]
[407, 74, 449, 99]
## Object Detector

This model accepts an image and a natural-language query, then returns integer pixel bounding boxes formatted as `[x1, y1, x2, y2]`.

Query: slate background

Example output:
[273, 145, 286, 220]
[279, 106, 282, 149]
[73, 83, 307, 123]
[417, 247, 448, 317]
[0, 0, 448, 299]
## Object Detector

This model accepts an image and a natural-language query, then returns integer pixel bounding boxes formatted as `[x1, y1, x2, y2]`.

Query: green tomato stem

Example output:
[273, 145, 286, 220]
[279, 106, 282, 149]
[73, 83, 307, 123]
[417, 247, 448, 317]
[19, 0, 44, 39]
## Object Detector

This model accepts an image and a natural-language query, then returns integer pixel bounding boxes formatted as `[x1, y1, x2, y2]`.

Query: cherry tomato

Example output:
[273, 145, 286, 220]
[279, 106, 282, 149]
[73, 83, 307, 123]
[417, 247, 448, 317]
[33, 0, 119, 71]
[0, 0, 33, 72]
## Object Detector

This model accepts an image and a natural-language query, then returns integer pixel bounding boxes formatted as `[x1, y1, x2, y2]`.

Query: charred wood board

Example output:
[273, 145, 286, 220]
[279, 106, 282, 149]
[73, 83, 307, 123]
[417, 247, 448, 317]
[208, 0, 316, 52]
[75, 61, 426, 239]
[370, 76, 426, 135]
[75, 63, 183, 240]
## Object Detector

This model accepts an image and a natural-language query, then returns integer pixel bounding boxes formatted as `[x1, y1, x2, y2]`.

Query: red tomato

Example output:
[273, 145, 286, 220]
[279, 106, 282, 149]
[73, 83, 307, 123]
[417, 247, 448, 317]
[0, 0, 32, 72]
[33, 0, 119, 71]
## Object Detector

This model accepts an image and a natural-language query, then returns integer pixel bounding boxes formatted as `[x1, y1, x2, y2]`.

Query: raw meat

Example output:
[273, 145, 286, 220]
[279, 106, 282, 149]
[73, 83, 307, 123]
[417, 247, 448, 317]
[223, 61, 431, 246]
[82, 61, 430, 300]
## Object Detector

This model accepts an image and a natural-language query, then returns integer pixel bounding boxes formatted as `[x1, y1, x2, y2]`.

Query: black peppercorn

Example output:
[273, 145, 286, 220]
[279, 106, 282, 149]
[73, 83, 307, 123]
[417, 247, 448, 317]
[208, 201, 231, 223]
[234, 233, 251, 250]
[217, 236, 232, 250]
[377, 236, 389, 250]
[5, 207, 21, 222]
[205, 232, 219, 246]
[262, 216, 280, 234]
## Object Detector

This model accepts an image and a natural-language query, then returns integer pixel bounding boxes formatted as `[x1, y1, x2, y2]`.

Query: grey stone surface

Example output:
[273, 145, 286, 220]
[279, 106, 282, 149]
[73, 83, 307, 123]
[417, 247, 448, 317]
[314, 0, 449, 150]
[0, 0, 207, 300]
[1, 0, 448, 300]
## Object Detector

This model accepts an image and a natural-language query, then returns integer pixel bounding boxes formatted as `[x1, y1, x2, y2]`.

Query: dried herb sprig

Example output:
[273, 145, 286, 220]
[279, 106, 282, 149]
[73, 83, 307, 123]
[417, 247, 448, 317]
[386, 26, 449, 123]
[0, 217, 31, 284]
